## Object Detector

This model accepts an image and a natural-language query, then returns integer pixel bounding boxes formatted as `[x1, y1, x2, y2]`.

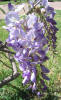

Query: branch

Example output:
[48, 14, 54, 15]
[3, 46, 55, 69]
[8, 54, 17, 74]
[34, 0, 41, 7]
[0, 73, 19, 88]
[0, 54, 20, 88]
[0, 49, 15, 54]
[27, 0, 41, 14]
[0, 42, 15, 54]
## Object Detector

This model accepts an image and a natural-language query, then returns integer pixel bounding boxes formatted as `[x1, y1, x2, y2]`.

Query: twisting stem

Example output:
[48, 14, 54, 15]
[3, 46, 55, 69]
[34, 0, 41, 7]
[0, 52, 20, 88]
[0, 73, 19, 88]
[0, 49, 15, 54]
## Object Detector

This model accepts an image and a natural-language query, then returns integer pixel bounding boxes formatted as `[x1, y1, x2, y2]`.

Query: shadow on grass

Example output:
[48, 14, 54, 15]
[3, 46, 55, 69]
[44, 94, 58, 100]
[7, 83, 35, 100]
[43, 89, 60, 100]
[7, 84, 61, 100]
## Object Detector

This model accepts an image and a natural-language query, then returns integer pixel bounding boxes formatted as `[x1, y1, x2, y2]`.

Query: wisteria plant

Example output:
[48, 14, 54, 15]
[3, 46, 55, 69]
[0, 0, 58, 97]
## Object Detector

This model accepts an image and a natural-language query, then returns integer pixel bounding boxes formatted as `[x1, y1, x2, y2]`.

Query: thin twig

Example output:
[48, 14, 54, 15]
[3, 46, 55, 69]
[27, 0, 41, 14]
[8, 54, 17, 74]
[0, 54, 20, 88]
[0, 73, 19, 88]
[34, 0, 41, 7]
[0, 42, 15, 54]
[0, 49, 15, 54]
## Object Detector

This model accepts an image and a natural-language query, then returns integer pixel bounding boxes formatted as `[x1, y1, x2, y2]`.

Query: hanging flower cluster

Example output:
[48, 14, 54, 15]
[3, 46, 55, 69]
[42, 0, 58, 51]
[46, 6, 58, 51]
[3, 0, 58, 96]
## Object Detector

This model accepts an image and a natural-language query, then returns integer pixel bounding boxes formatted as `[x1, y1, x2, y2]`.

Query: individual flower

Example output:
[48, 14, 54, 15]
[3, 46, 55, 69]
[8, 2, 14, 11]
[15, 3, 25, 13]
[5, 11, 20, 25]
[42, 0, 48, 8]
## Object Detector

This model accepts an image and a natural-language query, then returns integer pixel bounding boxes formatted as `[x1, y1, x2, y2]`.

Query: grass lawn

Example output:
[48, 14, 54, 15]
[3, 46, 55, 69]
[0, 10, 61, 100]
[0, 1, 16, 5]
[0, 0, 28, 5]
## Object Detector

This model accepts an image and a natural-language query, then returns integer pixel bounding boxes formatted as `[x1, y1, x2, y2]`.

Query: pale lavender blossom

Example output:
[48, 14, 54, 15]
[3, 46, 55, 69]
[5, 11, 20, 25]
[26, 13, 38, 28]
[42, 0, 48, 8]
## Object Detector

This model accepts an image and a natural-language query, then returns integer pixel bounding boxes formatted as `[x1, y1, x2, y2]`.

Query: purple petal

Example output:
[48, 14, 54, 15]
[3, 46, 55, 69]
[42, 0, 48, 8]
[32, 83, 37, 91]
[31, 72, 36, 82]
[37, 92, 41, 97]
[46, 17, 56, 25]
[41, 73, 50, 80]
[22, 76, 28, 85]
[27, 13, 38, 28]
[22, 70, 31, 78]
[33, 55, 40, 62]
[5, 11, 19, 25]
[40, 65, 50, 73]
[42, 85, 47, 91]
[8, 2, 14, 11]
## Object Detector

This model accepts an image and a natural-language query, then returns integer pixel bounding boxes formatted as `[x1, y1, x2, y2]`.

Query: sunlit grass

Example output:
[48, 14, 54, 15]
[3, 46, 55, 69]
[0, 0, 28, 5]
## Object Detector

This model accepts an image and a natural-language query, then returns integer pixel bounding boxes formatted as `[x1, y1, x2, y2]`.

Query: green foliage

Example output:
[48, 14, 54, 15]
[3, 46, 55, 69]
[0, 0, 28, 5]
[0, 20, 8, 41]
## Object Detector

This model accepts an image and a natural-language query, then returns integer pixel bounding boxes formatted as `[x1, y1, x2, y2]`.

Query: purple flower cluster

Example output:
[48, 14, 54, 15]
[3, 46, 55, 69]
[3, 0, 58, 96]
[29, 0, 58, 51]
[45, 6, 58, 50]
[4, 11, 49, 95]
